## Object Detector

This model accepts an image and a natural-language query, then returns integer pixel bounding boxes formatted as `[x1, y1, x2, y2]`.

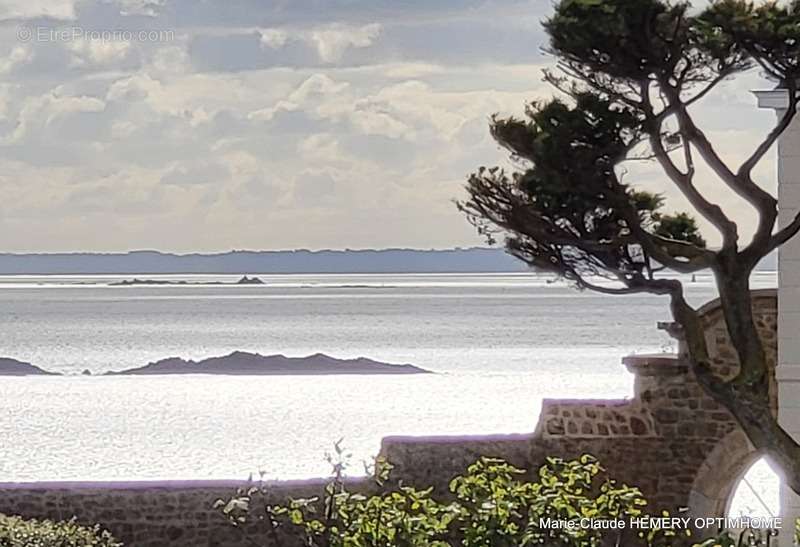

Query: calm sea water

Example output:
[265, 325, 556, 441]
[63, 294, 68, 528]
[0, 272, 780, 516]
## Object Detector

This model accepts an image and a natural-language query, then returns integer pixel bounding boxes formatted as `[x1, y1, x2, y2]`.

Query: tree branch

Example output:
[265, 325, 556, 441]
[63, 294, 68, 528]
[670, 89, 777, 217]
[638, 81, 738, 246]
[741, 84, 798, 263]
[767, 210, 800, 253]
[575, 277, 672, 295]
[739, 85, 798, 180]
[647, 122, 737, 243]
[682, 71, 730, 108]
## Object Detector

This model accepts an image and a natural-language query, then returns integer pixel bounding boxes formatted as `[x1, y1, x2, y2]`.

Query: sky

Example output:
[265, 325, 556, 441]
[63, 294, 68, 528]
[0, 0, 783, 252]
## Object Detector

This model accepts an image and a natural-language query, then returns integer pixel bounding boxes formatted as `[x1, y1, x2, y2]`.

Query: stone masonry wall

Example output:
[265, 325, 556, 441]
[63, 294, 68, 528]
[0, 291, 778, 547]
[0, 479, 375, 547]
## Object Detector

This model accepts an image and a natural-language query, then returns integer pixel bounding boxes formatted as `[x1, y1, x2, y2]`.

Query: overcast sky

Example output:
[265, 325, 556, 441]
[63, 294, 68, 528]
[0, 0, 782, 252]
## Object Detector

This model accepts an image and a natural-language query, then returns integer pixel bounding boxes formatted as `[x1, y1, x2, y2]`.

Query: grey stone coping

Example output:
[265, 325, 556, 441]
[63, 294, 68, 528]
[0, 477, 342, 491]
[622, 353, 688, 376]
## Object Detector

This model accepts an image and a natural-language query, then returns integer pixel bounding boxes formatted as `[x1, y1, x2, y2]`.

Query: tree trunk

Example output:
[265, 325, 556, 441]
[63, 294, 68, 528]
[695, 365, 800, 495]
[670, 281, 800, 495]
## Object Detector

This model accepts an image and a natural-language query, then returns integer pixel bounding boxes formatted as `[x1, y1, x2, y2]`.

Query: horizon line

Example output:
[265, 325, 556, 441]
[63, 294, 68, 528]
[0, 246, 503, 256]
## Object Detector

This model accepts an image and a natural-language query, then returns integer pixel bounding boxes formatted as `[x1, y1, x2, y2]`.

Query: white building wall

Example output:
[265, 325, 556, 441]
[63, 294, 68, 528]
[756, 89, 800, 547]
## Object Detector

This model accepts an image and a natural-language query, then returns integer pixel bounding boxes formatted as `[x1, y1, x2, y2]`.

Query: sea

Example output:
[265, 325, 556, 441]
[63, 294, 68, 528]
[0, 272, 781, 517]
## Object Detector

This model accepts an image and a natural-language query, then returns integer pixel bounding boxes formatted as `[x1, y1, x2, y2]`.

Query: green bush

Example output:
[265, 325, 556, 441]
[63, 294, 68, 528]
[0, 514, 121, 547]
[217, 448, 692, 547]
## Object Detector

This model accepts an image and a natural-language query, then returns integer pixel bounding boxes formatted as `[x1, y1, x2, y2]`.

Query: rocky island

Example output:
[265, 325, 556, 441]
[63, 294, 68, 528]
[110, 275, 265, 286]
[0, 352, 430, 376]
[0, 358, 58, 376]
[106, 351, 429, 375]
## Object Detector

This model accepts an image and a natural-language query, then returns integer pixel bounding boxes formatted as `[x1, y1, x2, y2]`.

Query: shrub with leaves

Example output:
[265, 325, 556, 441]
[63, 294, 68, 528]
[450, 455, 655, 547]
[692, 527, 781, 547]
[0, 514, 122, 547]
[217, 441, 457, 547]
[217, 451, 699, 547]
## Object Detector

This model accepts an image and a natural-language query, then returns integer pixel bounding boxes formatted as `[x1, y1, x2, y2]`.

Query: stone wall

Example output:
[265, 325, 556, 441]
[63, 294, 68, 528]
[0, 479, 371, 547]
[0, 290, 778, 546]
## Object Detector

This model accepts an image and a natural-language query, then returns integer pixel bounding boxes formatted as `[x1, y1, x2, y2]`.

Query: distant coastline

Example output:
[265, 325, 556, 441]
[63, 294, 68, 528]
[0, 352, 431, 377]
[0, 248, 528, 275]
[0, 247, 777, 275]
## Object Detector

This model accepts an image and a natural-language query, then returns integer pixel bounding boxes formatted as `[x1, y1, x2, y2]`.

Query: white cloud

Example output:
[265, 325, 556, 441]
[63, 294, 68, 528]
[256, 23, 383, 63]
[248, 99, 298, 121]
[0, 84, 11, 120]
[106, 73, 160, 103]
[382, 63, 444, 80]
[350, 104, 414, 139]
[288, 73, 350, 103]
[259, 28, 290, 50]
[291, 168, 339, 206]
[160, 159, 230, 186]
[147, 44, 191, 76]
[106, 70, 290, 125]
[0, 45, 32, 74]
[0, 0, 76, 20]
[9, 90, 106, 144]
[0, 0, 781, 252]
[66, 38, 131, 67]
[112, 0, 165, 16]
[298, 133, 342, 163]
[310, 23, 382, 63]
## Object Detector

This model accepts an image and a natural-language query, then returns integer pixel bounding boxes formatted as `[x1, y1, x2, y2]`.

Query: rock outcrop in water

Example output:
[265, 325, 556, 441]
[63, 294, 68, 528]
[110, 275, 265, 286]
[0, 358, 58, 376]
[106, 351, 430, 376]
[0, 352, 430, 376]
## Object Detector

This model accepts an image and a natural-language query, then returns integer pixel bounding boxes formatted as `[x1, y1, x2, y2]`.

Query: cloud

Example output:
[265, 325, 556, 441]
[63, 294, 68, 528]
[0, 45, 33, 74]
[255, 23, 382, 64]
[65, 38, 132, 67]
[247, 100, 298, 122]
[0, 0, 783, 252]
[112, 0, 165, 17]
[0, 0, 169, 20]
[259, 28, 289, 50]
[8, 90, 106, 144]
[289, 73, 350, 102]
[382, 62, 444, 80]
[309, 23, 382, 63]
[0, 84, 10, 119]
[160, 160, 230, 186]
[291, 169, 339, 206]
[0, 0, 77, 20]
[297, 133, 342, 163]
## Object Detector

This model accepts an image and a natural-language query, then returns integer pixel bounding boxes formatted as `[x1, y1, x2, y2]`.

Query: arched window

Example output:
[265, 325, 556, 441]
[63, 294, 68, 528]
[727, 457, 780, 519]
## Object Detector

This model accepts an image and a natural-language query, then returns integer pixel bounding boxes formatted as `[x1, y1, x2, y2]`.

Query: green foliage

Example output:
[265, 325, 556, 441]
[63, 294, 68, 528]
[217, 452, 703, 547]
[690, 532, 737, 547]
[545, 0, 697, 80]
[546, 0, 798, 86]
[698, 0, 800, 85]
[796, 516, 800, 545]
[218, 442, 457, 547]
[462, 93, 696, 284]
[448, 455, 652, 547]
[461, 0, 800, 287]
[653, 213, 707, 248]
[0, 514, 122, 547]
[692, 528, 780, 547]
